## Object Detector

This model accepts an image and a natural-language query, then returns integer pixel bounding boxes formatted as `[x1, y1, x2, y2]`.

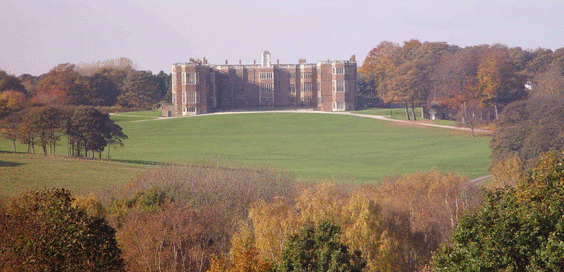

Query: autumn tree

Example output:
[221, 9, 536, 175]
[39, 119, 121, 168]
[475, 44, 528, 119]
[377, 40, 423, 120]
[17, 74, 40, 97]
[434, 152, 564, 271]
[359, 41, 402, 99]
[0, 188, 124, 271]
[37, 63, 90, 105]
[118, 70, 159, 108]
[208, 223, 273, 272]
[375, 170, 482, 270]
[2, 113, 22, 153]
[0, 90, 26, 118]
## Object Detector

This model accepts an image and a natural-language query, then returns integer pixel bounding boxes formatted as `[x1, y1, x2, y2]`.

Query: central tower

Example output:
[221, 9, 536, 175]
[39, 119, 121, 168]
[261, 50, 271, 67]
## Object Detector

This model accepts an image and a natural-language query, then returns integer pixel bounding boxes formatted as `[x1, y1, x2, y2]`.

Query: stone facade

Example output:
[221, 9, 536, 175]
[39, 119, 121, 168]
[170, 51, 357, 116]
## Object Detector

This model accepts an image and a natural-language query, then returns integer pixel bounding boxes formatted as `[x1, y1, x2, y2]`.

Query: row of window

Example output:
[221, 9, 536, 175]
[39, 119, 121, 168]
[174, 81, 354, 99]
[177, 69, 354, 86]
[182, 107, 198, 115]
[332, 66, 355, 75]
[259, 72, 273, 80]
[301, 72, 313, 79]
[332, 102, 346, 111]
[259, 83, 274, 93]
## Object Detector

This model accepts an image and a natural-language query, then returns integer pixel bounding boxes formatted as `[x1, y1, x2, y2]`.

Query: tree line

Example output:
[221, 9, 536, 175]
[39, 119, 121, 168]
[3, 105, 126, 158]
[359, 40, 563, 135]
[0, 58, 171, 119]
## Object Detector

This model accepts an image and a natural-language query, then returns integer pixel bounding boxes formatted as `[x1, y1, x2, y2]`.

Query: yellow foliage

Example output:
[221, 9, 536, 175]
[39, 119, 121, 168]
[248, 197, 298, 260]
[72, 193, 105, 218]
[489, 156, 524, 189]
[208, 223, 272, 272]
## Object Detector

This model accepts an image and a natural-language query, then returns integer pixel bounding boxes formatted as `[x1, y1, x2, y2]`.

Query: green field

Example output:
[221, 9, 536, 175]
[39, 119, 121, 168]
[0, 111, 492, 193]
[0, 153, 146, 200]
[110, 112, 490, 181]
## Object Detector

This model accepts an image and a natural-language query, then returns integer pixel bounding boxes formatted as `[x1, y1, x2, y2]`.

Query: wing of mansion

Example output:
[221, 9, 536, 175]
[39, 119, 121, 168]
[166, 51, 357, 116]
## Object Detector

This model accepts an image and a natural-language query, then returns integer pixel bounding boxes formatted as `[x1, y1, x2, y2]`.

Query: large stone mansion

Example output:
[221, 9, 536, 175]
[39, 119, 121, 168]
[167, 51, 357, 116]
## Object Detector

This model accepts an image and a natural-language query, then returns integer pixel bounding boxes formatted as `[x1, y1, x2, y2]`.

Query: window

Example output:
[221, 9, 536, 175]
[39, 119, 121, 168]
[301, 82, 313, 93]
[187, 91, 197, 103]
[260, 83, 273, 93]
[318, 83, 322, 93]
[183, 72, 197, 85]
[259, 72, 273, 80]
[172, 72, 177, 90]
[290, 84, 296, 93]
[318, 96, 323, 104]
[183, 107, 197, 115]
[302, 96, 312, 105]
[236, 72, 244, 80]
[301, 72, 312, 79]
[182, 91, 186, 104]
[332, 102, 346, 111]
[332, 80, 345, 92]
[290, 72, 296, 79]
[332, 67, 344, 74]
[260, 97, 274, 105]
[172, 94, 176, 104]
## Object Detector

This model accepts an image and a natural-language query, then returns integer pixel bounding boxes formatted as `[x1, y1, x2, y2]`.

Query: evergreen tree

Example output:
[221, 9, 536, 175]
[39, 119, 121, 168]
[277, 221, 366, 272]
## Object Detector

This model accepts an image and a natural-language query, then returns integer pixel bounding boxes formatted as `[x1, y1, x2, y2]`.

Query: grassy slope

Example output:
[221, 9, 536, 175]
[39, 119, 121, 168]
[0, 153, 146, 200]
[0, 111, 491, 194]
[110, 112, 490, 181]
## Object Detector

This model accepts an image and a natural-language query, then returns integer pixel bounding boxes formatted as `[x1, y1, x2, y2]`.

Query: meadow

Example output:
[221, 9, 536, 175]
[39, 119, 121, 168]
[0, 153, 147, 200]
[0, 111, 491, 196]
[110, 111, 491, 181]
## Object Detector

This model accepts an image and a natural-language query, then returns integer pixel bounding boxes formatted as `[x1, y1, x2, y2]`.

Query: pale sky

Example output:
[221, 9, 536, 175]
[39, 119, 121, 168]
[1, 0, 563, 76]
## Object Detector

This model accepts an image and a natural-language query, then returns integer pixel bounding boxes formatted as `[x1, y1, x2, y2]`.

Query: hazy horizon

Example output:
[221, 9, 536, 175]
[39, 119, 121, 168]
[1, 0, 563, 76]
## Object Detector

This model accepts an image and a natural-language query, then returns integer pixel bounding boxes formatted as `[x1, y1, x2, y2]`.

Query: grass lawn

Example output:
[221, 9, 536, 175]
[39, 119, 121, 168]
[355, 107, 459, 127]
[0, 152, 146, 200]
[0, 111, 491, 190]
[109, 112, 490, 181]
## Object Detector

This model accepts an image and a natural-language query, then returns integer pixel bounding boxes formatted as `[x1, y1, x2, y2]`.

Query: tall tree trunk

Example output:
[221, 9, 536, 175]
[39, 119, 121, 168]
[42, 145, 47, 156]
[404, 101, 410, 120]
[494, 100, 499, 120]
[411, 102, 417, 121]
[12, 140, 16, 154]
